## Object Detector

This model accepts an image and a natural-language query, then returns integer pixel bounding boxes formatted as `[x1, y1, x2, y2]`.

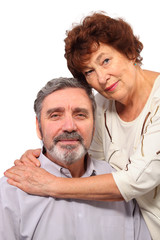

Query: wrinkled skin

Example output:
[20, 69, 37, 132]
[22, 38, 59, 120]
[4, 164, 56, 196]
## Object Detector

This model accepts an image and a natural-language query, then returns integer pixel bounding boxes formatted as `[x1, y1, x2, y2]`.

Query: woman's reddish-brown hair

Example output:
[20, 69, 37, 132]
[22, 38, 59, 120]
[64, 12, 143, 81]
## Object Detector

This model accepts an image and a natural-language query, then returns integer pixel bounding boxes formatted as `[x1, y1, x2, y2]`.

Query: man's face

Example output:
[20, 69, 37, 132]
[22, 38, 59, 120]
[36, 88, 94, 166]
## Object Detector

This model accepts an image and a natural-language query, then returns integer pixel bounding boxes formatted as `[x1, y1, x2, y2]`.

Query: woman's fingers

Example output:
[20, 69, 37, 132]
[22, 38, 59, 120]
[4, 165, 55, 196]
[14, 149, 41, 167]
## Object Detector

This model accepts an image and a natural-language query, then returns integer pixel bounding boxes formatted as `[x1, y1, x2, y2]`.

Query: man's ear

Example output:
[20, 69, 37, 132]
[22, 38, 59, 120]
[36, 117, 42, 140]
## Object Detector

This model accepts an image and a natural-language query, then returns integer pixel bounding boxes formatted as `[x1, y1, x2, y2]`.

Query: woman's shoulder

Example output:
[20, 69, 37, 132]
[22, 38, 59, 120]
[95, 92, 111, 109]
[145, 73, 160, 116]
[150, 73, 160, 100]
[143, 70, 160, 100]
[145, 70, 160, 89]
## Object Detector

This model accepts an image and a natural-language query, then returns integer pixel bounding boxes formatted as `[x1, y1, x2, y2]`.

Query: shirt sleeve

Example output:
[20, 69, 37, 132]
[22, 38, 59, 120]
[0, 177, 20, 239]
[113, 104, 160, 201]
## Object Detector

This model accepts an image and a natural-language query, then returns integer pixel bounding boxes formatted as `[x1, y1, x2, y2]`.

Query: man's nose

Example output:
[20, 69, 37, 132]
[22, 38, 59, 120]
[62, 115, 77, 132]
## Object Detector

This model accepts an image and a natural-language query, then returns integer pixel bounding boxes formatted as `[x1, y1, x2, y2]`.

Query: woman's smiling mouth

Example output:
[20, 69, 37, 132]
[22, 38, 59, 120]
[105, 81, 119, 92]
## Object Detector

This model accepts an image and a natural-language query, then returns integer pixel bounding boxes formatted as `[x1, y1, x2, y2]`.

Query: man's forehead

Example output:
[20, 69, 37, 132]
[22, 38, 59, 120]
[42, 87, 92, 110]
[51, 87, 87, 97]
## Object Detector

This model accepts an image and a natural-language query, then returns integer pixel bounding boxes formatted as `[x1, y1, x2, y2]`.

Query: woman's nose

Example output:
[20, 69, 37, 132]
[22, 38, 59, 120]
[96, 69, 110, 85]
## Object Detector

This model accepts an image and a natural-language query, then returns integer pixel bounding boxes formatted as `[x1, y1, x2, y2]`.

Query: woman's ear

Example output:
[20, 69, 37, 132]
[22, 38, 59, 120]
[36, 117, 42, 140]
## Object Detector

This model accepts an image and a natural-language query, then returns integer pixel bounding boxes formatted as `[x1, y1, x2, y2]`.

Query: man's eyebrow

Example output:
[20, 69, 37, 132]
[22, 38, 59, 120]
[46, 107, 64, 115]
[73, 108, 90, 115]
[46, 107, 90, 116]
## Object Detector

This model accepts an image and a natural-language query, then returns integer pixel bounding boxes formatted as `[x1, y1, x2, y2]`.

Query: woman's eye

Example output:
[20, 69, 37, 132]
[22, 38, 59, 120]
[103, 58, 109, 64]
[84, 69, 93, 76]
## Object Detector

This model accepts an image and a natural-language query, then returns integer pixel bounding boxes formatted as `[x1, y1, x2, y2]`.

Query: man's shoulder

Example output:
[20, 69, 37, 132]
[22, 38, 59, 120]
[0, 176, 10, 187]
[0, 176, 18, 194]
[91, 158, 114, 175]
[0, 176, 26, 202]
[0, 177, 19, 209]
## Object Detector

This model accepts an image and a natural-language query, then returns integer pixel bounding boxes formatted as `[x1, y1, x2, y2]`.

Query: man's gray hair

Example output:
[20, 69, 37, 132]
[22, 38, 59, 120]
[34, 77, 96, 126]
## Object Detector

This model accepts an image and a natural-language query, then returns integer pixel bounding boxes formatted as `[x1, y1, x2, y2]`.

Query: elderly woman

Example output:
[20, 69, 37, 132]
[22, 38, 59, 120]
[5, 12, 160, 239]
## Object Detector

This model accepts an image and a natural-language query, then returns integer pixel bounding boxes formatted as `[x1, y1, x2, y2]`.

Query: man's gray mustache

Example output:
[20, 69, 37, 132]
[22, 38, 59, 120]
[54, 132, 83, 143]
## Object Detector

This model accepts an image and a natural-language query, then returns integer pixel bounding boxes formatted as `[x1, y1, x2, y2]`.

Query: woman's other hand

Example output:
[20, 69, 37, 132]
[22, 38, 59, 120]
[14, 149, 41, 167]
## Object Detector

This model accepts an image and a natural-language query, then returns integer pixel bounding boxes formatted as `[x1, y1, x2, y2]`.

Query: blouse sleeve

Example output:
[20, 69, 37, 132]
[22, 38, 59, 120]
[112, 103, 160, 201]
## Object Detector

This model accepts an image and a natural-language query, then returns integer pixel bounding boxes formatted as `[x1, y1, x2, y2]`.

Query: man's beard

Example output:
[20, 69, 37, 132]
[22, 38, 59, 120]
[43, 132, 88, 166]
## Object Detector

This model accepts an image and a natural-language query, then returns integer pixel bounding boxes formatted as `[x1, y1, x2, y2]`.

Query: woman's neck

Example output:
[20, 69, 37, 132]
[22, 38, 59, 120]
[115, 69, 159, 122]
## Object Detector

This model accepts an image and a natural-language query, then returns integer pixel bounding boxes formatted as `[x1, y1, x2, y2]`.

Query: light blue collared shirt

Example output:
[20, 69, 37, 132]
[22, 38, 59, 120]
[0, 151, 151, 240]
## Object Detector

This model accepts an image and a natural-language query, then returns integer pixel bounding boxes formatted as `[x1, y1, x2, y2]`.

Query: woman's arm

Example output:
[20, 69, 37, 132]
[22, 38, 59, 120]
[10, 103, 160, 202]
[9, 147, 123, 200]
[112, 103, 160, 201]
[14, 149, 41, 167]
[4, 165, 123, 201]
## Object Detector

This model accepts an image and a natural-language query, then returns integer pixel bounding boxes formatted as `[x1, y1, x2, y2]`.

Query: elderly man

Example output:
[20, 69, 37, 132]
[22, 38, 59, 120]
[1, 77, 151, 239]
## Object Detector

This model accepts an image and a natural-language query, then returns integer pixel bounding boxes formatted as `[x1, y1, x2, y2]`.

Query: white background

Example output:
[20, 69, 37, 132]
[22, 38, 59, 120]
[0, 0, 159, 177]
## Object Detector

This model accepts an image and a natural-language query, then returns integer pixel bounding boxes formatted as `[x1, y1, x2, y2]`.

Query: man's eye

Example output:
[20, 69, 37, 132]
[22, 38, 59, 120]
[75, 113, 87, 119]
[50, 113, 61, 119]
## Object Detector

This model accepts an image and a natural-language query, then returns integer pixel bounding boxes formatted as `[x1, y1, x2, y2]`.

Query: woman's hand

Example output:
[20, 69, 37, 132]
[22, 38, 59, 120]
[14, 149, 41, 167]
[4, 165, 56, 196]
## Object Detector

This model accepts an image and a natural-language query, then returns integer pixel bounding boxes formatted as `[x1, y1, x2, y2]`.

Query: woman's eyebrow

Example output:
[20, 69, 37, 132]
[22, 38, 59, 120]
[95, 52, 106, 63]
[83, 52, 106, 69]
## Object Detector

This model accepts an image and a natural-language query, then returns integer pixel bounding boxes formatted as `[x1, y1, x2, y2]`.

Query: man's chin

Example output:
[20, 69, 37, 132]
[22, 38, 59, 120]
[46, 142, 87, 165]
[60, 144, 78, 150]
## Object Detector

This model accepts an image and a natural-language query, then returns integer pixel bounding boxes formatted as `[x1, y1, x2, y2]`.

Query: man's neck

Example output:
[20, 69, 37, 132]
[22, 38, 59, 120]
[43, 147, 87, 177]
[64, 156, 87, 177]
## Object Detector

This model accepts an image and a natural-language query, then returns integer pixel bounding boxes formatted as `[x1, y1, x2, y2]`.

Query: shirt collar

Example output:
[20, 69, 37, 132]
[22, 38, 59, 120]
[38, 149, 96, 178]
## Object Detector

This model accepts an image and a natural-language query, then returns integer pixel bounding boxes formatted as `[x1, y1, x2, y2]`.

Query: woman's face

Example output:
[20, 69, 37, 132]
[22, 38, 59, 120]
[82, 43, 137, 104]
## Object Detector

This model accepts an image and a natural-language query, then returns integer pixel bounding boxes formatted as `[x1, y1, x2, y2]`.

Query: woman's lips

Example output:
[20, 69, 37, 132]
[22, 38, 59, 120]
[105, 81, 119, 92]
